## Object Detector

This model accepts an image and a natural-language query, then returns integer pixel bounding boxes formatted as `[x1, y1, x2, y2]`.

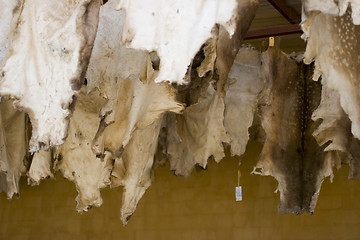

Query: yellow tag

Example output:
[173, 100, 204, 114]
[269, 37, 275, 47]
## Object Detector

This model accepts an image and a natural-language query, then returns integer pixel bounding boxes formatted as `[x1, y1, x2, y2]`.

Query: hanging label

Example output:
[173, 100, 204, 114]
[269, 37, 275, 47]
[235, 186, 242, 201]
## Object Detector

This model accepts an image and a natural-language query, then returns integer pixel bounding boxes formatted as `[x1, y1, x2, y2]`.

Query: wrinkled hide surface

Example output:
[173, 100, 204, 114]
[214, 0, 259, 96]
[224, 47, 264, 157]
[86, 0, 183, 223]
[312, 83, 360, 181]
[27, 150, 53, 185]
[117, 0, 240, 84]
[87, 1, 183, 156]
[112, 118, 162, 225]
[0, 0, 19, 66]
[254, 48, 325, 214]
[166, 85, 230, 177]
[0, 0, 100, 151]
[303, 0, 360, 24]
[55, 88, 113, 212]
[0, 100, 27, 199]
[302, 11, 360, 141]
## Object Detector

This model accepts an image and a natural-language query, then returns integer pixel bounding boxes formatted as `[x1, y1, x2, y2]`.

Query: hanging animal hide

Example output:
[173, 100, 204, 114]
[166, 85, 230, 177]
[224, 46, 264, 157]
[27, 150, 53, 185]
[303, 0, 360, 25]
[87, 1, 183, 157]
[117, 0, 254, 84]
[0, 0, 19, 66]
[86, 0, 183, 223]
[0, 0, 101, 151]
[253, 48, 326, 214]
[302, 10, 360, 141]
[54, 88, 113, 212]
[0, 99, 27, 199]
[112, 118, 163, 225]
[312, 82, 360, 181]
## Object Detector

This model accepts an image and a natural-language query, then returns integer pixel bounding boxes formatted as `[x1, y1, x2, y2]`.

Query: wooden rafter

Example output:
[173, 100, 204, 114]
[267, 0, 301, 24]
[244, 24, 301, 40]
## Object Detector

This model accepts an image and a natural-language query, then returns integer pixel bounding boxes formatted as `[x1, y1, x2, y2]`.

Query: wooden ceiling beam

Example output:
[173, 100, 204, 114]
[244, 24, 302, 40]
[267, 0, 301, 24]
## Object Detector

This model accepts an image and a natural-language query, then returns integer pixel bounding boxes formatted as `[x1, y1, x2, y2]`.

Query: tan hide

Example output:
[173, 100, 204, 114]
[55, 88, 113, 212]
[112, 118, 163, 225]
[27, 150, 53, 185]
[167, 85, 230, 177]
[87, 1, 183, 157]
[0, 100, 27, 199]
[312, 83, 360, 181]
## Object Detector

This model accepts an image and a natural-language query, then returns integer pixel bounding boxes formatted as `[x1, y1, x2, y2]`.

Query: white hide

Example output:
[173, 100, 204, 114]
[167, 85, 230, 177]
[55, 88, 113, 212]
[303, 11, 360, 140]
[0, 0, 100, 151]
[0, 100, 27, 199]
[0, 0, 19, 66]
[27, 150, 53, 185]
[303, 0, 360, 25]
[117, 0, 239, 84]
[112, 118, 162, 225]
[224, 47, 264, 156]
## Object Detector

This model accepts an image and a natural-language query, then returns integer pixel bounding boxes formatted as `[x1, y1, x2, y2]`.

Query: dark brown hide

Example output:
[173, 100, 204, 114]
[254, 48, 325, 214]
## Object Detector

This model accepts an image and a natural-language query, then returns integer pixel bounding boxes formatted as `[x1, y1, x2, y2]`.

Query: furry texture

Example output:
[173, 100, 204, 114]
[0, 0, 101, 151]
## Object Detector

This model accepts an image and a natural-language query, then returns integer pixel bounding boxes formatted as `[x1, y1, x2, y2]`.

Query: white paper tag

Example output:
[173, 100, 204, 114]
[235, 186, 242, 201]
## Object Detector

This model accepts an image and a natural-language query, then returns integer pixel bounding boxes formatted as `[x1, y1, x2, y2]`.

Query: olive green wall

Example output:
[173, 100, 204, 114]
[1, 138, 360, 240]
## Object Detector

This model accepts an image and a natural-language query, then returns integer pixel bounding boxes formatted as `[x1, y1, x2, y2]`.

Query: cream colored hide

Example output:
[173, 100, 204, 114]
[0, 0, 101, 152]
[302, 11, 360, 141]
[303, 0, 360, 24]
[112, 118, 163, 225]
[54, 88, 113, 212]
[86, 0, 183, 225]
[312, 84, 360, 181]
[27, 150, 53, 185]
[224, 47, 264, 157]
[117, 0, 243, 84]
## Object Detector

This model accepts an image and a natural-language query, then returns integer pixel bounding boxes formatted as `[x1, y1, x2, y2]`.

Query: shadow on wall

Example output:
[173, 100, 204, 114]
[1, 132, 360, 240]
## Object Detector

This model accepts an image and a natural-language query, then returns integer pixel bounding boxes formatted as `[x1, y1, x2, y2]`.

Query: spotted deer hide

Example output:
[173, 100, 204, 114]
[303, 0, 360, 25]
[302, 10, 360, 141]
[253, 48, 326, 214]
